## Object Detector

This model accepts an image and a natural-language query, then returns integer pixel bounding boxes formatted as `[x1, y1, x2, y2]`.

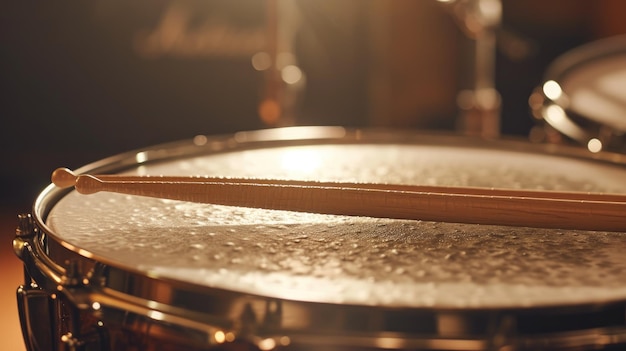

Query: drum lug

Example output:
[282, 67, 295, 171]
[15, 214, 55, 351]
[61, 259, 82, 287]
[17, 284, 108, 351]
[262, 300, 282, 330]
[234, 301, 287, 351]
[230, 300, 289, 351]
[14, 213, 36, 259]
[86, 263, 108, 288]
[239, 302, 258, 336]
[61, 333, 81, 351]
[13, 213, 52, 289]
[239, 300, 283, 333]
[15, 214, 108, 351]
[15, 213, 35, 236]
[489, 314, 517, 351]
[16, 285, 55, 351]
[61, 328, 108, 351]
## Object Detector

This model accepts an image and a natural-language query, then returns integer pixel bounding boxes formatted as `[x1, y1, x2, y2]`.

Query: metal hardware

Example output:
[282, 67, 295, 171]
[262, 300, 282, 330]
[14, 214, 35, 260]
[16, 213, 35, 237]
[61, 259, 82, 288]
[16, 285, 55, 351]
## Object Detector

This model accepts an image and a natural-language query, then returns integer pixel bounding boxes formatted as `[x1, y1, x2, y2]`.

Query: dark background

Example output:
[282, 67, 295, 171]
[2, 0, 626, 211]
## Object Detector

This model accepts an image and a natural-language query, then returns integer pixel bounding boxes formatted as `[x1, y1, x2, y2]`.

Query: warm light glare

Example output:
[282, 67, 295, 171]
[375, 337, 404, 349]
[281, 65, 303, 84]
[478, 0, 502, 25]
[259, 99, 282, 125]
[280, 148, 322, 175]
[587, 138, 603, 153]
[214, 330, 226, 344]
[136, 152, 149, 164]
[252, 52, 272, 71]
[543, 80, 563, 101]
[148, 310, 165, 320]
[279, 336, 291, 346]
[258, 338, 277, 351]
[475, 88, 499, 109]
[92, 302, 101, 310]
[545, 105, 566, 124]
[193, 135, 208, 146]
[544, 104, 587, 141]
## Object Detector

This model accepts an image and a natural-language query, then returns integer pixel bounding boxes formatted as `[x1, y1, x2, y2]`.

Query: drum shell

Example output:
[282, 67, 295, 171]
[14, 126, 626, 351]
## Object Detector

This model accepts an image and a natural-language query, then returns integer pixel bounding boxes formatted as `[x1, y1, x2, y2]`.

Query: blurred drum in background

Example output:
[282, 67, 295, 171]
[530, 34, 626, 153]
[14, 127, 626, 350]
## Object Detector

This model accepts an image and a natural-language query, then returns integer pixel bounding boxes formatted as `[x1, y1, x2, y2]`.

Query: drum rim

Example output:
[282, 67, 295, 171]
[33, 126, 626, 301]
[533, 34, 626, 148]
[544, 34, 626, 82]
[25, 126, 626, 348]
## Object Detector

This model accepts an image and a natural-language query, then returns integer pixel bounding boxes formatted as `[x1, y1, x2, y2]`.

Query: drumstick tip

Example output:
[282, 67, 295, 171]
[74, 174, 102, 194]
[51, 167, 103, 194]
[51, 168, 78, 189]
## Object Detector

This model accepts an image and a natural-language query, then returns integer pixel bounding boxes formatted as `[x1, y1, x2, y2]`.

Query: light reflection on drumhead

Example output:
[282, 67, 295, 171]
[47, 144, 626, 308]
[278, 147, 322, 175]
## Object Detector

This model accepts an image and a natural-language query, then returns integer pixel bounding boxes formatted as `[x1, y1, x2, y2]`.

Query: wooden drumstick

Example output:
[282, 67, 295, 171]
[51, 168, 626, 202]
[51, 168, 626, 232]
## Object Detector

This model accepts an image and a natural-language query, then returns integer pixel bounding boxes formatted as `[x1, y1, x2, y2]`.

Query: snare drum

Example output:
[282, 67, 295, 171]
[530, 34, 626, 153]
[14, 126, 626, 351]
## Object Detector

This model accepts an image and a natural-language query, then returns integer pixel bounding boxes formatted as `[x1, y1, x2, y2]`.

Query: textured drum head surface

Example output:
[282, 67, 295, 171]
[46, 141, 626, 309]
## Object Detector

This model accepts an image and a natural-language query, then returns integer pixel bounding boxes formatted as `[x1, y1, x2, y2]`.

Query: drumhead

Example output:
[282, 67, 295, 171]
[38, 127, 626, 311]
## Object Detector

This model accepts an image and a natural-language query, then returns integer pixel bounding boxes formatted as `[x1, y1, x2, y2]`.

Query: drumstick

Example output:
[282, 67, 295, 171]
[51, 168, 626, 232]
[51, 168, 626, 202]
